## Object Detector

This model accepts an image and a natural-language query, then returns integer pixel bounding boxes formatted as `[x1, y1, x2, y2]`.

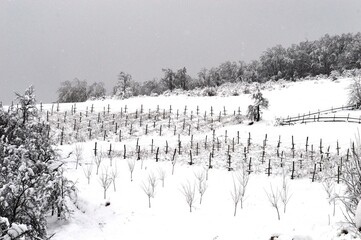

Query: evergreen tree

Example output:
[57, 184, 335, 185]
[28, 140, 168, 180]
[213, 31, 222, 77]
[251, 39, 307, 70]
[247, 88, 269, 122]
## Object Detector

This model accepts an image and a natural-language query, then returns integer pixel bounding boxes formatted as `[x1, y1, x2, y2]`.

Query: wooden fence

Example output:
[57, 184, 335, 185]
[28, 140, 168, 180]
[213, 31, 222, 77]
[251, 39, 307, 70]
[279, 104, 359, 125]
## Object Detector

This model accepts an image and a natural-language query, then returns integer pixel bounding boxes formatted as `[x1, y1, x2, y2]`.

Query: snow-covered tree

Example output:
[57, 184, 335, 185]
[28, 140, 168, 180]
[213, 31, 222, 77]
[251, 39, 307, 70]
[161, 68, 176, 92]
[0, 87, 76, 239]
[113, 72, 133, 98]
[15, 86, 38, 125]
[174, 67, 190, 90]
[87, 82, 106, 99]
[57, 78, 88, 103]
[247, 88, 269, 122]
[348, 77, 361, 109]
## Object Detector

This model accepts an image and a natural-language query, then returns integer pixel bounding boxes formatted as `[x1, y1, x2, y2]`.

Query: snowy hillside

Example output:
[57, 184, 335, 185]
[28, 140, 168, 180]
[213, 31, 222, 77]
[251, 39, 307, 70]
[40, 77, 361, 240]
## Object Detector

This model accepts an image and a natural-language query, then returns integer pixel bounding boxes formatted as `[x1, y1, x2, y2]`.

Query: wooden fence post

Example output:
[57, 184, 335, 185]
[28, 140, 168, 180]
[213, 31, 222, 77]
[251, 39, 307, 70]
[189, 150, 193, 165]
[123, 145, 126, 159]
[266, 159, 271, 176]
[93, 142, 97, 156]
[155, 147, 159, 162]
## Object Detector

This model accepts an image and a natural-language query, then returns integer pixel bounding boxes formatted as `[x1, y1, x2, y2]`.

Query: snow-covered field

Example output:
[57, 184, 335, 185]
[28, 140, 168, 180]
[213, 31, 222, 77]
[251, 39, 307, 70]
[45, 78, 361, 239]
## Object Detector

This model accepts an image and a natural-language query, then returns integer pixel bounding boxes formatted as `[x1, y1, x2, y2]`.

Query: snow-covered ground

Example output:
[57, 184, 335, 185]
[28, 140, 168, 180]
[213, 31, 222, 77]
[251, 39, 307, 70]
[45, 78, 361, 239]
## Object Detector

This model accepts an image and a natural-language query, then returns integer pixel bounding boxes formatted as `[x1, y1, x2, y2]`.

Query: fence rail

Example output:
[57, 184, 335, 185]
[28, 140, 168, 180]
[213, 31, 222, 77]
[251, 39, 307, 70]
[285, 104, 357, 121]
[280, 114, 361, 125]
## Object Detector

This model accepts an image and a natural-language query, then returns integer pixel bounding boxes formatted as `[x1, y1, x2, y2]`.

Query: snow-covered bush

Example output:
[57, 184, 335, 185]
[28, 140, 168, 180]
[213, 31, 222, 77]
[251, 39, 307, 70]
[202, 87, 217, 96]
[0, 87, 76, 239]
[329, 70, 341, 81]
[0, 217, 29, 240]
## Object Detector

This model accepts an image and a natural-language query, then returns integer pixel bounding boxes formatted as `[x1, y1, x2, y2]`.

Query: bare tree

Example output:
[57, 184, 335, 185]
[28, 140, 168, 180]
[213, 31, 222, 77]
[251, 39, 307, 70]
[280, 168, 292, 214]
[141, 173, 157, 208]
[230, 177, 242, 216]
[110, 164, 119, 192]
[74, 144, 83, 170]
[141, 182, 154, 208]
[99, 168, 112, 199]
[82, 163, 93, 184]
[194, 170, 208, 204]
[93, 153, 103, 175]
[234, 164, 249, 209]
[265, 184, 281, 220]
[181, 181, 196, 212]
[127, 158, 136, 182]
[148, 172, 157, 193]
[158, 167, 167, 187]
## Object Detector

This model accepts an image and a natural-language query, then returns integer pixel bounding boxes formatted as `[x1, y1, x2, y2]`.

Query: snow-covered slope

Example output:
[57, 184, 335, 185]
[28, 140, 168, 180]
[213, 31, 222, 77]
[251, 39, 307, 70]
[45, 78, 361, 240]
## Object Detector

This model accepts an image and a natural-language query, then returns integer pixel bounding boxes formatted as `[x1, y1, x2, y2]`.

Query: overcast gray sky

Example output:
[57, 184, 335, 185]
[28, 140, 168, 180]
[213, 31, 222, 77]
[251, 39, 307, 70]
[1, 0, 361, 104]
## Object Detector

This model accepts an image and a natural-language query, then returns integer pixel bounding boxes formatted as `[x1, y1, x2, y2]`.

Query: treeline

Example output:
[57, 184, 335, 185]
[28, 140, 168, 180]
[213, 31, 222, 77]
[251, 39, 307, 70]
[57, 32, 361, 102]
